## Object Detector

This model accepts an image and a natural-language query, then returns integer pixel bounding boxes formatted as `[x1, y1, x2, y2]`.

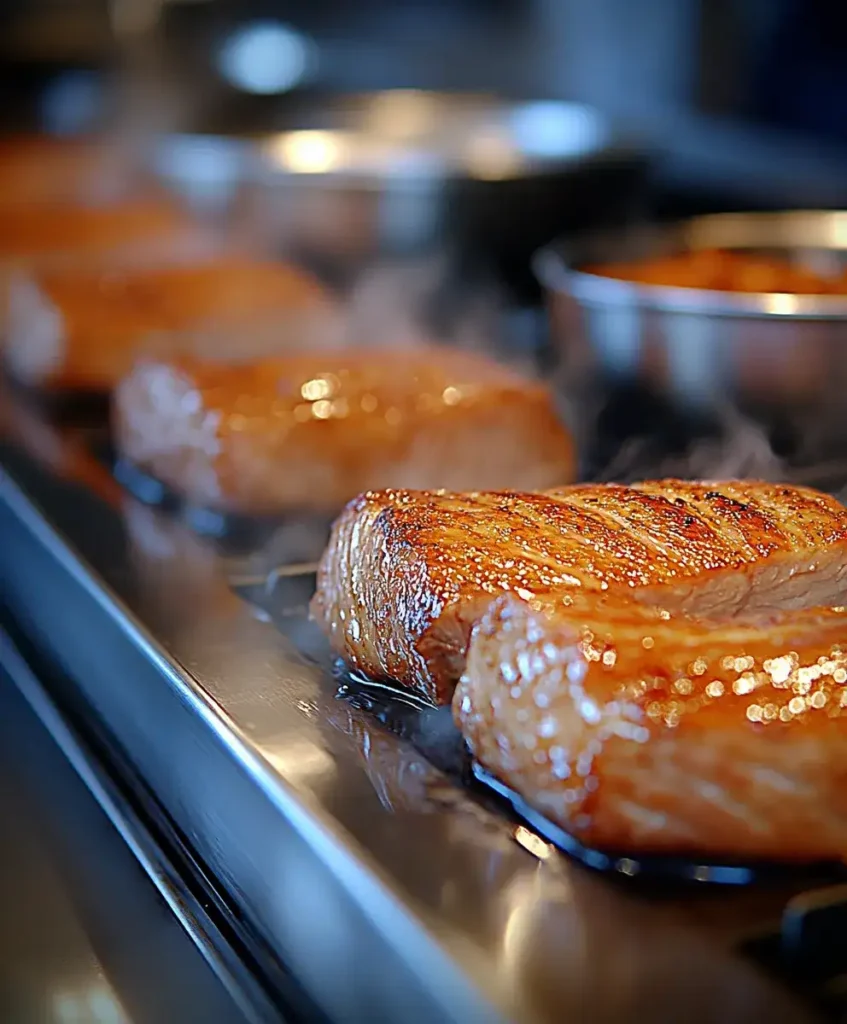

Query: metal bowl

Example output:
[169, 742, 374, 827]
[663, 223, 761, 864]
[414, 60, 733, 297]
[536, 213, 847, 450]
[242, 93, 648, 292]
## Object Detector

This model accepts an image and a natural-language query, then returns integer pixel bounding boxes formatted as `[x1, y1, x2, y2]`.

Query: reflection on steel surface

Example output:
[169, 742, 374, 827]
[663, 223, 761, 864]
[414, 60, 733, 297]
[0, 404, 825, 1023]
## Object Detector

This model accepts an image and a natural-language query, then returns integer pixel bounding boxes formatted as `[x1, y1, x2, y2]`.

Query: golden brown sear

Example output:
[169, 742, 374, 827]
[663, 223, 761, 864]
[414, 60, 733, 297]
[586, 248, 847, 295]
[114, 348, 575, 515]
[457, 592, 847, 862]
[0, 136, 131, 207]
[5, 258, 335, 391]
[312, 481, 847, 703]
[318, 477, 847, 862]
[0, 198, 191, 264]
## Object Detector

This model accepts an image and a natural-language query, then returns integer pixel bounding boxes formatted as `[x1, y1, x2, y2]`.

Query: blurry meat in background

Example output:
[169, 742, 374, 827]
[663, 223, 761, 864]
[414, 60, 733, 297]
[3, 0, 847, 482]
[7, 1, 847, 215]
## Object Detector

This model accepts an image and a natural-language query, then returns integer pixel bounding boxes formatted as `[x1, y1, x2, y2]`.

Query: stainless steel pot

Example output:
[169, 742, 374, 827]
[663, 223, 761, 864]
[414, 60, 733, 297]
[242, 93, 648, 292]
[536, 213, 847, 433]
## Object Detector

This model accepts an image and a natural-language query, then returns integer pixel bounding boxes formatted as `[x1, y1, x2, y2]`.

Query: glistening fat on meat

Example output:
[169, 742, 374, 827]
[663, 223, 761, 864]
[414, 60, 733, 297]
[456, 592, 847, 862]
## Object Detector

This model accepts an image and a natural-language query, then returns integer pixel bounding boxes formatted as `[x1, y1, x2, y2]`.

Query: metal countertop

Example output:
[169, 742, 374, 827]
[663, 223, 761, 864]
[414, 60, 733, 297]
[0, 633, 280, 1023]
[0, 392, 823, 1024]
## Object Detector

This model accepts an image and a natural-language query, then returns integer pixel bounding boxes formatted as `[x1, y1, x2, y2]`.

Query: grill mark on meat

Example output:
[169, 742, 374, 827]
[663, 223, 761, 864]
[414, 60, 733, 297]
[720, 481, 846, 547]
[468, 491, 670, 587]
[636, 482, 775, 559]
[561, 490, 689, 569]
[563, 486, 742, 574]
[528, 491, 677, 576]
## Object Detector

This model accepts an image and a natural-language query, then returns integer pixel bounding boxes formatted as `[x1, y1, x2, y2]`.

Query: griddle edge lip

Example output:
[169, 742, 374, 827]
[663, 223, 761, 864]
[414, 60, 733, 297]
[0, 464, 504, 1024]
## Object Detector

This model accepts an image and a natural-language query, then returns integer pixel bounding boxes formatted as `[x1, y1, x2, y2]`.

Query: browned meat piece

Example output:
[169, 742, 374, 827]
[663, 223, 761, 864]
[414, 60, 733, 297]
[0, 198, 192, 264]
[456, 592, 847, 862]
[0, 136, 134, 207]
[113, 348, 574, 514]
[0, 197, 204, 340]
[5, 258, 336, 391]
[312, 481, 847, 703]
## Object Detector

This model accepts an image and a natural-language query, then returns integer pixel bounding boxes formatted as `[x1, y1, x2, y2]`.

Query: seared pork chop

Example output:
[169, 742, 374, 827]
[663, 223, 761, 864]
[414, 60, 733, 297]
[0, 136, 131, 208]
[114, 348, 574, 514]
[6, 258, 334, 392]
[312, 482, 847, 703]
[0, 198, 191, 266]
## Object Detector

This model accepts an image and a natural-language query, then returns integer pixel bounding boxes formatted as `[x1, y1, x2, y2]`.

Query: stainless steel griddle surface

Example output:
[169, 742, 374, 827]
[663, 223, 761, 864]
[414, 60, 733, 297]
[0, 391, 822, 1024]
[0, 639, 269, 1024]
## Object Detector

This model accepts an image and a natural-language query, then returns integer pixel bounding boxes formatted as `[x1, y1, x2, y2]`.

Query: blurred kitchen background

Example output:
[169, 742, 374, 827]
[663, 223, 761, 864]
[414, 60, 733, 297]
[5, 1, 847, 281]
[6, 2, 847, 203]
[4, 0, 847, 476]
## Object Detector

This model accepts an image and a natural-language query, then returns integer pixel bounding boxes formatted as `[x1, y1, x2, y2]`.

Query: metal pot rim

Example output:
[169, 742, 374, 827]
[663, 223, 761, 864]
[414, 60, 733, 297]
[535, 211, 847, 321]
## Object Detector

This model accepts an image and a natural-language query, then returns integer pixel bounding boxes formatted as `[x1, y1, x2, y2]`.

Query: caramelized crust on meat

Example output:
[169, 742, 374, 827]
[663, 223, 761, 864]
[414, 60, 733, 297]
[0, 136, 130, 207]
[0, 198, 190, 263]
[456, 594, 847, 861]
[0, 198, 202, 349]
[114, 348, 574, 514]
[312, 482, 847, 702]
[6, 258, 334, 391]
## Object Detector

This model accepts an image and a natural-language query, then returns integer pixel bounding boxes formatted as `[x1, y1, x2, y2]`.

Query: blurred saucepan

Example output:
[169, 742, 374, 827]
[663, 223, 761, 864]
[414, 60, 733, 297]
[241, 93, 650, 295]
[536, 212, 847, 459]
